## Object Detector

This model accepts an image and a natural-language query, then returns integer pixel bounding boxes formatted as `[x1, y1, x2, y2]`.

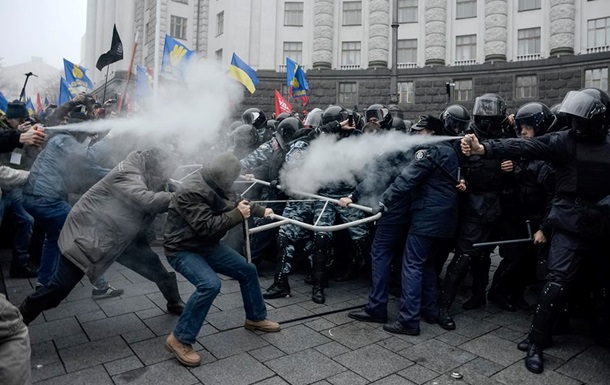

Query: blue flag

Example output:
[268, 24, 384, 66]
[228, 53, 259, 94]
[44, 96, 49, 107]
[58, 78, 73, 106]
[286, 57, 309, 98]
[64, 59, 93, 95]
[136, 65, 153, 100]
[161, 35, 194, 80]
[0, 91, 7, 114]
[26, 98, 36, 116]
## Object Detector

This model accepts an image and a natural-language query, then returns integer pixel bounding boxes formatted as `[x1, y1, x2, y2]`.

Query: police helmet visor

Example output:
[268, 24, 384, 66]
[473, 97, 505, 116]
[559, 91, 607, 120]
[445, 115, 469, 135]
[242, 111, 260, 125]
[304, 109, 323, 128]
[365, 108, 387, 122]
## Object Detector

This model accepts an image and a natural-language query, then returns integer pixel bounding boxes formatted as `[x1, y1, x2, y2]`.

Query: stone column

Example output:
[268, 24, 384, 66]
[312, 0, 334, 69]
[368, 0, 389, 68]
[424, 0, 446, 66]
[549, 0, 575, 56]
[484, 0, 507, 62]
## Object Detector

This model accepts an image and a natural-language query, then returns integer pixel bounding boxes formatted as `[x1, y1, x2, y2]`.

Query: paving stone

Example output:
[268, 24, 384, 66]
[314, 341, 352, 357]
[131, 335, 182, 365]
[391, 321, 448, 345]
[451, 313, 500, 338]
[81, 313, 148, 340]
[113, 359, 199, 385]
[264, 291, 312, 308]
[543, 333, 593, 361]
[483, 311, 532, 333]
[327, 370, 368, 385]
[309, 381, 332, 385]
[326, 321, 391, 349]
[400, 339, 475, 373]
[261, 323, 332, 354]
[322, 311, 356, 325]
[98, 295, 157, 317]
[397, 364, 439, 384]
[492, 360, 582, 385]
[31, 361, 66, 383]
[199, 328, 269, 359]
[58, 335, 133, 372]
[191, 352, 274, 385]
[142, 313, 181, 336]
[371, 374, 418, 385]
[556, 345, 610, 385]
[120, 269, 153, 284]
[28, 316, 82, 343]
[136, 307, 166, 320]
[248, 345, 286, 362]
[335, 344, 413, 382]
[30, 340, 65, 382]
[104, 356, 144, 376]
[458, 356, 504, 377]
[434, 331, 472, 347]
[206, 307, 250, 331]
[304, 317, 336, 331]
[252, 376, 290, 385]
[213, 291, 248, 311]
[489, 327, 527, 343]
[267, 303, 315, 323]
[218, 278, 241, 294]
[35, 365, 113, 385]
[195, 322, 220, 338]
[425, 368, 504, 385]
[266, 348, 346, 385]
[122, 327, 157, 343]
[377, 336, 415, 352]
[77, 310, 107, 323]
[460, 334, 523, 366]
[53, 332, 90, 349]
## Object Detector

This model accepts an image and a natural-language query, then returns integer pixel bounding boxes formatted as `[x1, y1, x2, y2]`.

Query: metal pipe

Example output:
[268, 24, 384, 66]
[249, 212, 382, 235]
[473, 221, 534, 248]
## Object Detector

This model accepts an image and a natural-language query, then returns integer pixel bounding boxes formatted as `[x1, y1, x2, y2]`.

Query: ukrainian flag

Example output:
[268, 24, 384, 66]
[228, 53, 259, 94]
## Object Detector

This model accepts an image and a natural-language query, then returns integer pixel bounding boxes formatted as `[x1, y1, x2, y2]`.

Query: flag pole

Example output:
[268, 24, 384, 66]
[102, 65, 110, 103]
[153, 0, 161, 96]
[117, 32, 139, 113]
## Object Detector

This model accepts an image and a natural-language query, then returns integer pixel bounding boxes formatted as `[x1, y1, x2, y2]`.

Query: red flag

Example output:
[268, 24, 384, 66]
[36, 93, 44, 114]
[274, 89, 292, 117]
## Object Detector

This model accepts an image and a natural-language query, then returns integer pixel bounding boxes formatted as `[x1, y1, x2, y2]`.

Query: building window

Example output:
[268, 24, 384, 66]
[518, 0, 541, 11]
[518, 28, 541, 56]
[338, 82, 358, 105]
[587, 17, 610, 48]
[454, 79, 473, 101]
[398, 81, 414, 104]
[456, 0, 476, 19]
[398, 0, 418, 23]
[585, 68, 608, 90]
[283, 42, 303, 65]
[516, 75, 538, 99]
[341, 41, 361, 68]
[172, 0, 188, 4]
[456, 35, 476, 61]
[397, 39, 417, 64]
[284, 2, 303, 26]
[216, 11, 224, 36]
[343, 1, 362, 26]
[215, 49, 223, 62]
[170, 15, 187, 40]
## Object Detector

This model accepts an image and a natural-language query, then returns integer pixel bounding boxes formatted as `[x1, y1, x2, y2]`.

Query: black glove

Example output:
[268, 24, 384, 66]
[371, 202, 387, 215]
[269, 179, 279, 189]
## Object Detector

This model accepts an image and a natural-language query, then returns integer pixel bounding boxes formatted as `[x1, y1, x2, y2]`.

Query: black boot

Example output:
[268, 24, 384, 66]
[487, 259, 516, 311]
[438, 253, 472, 328]
[263, 273, 291, 299]
[438, 308, 456, 330]
[157, 272, 185, 315]
[311, 234, 330, 304]
[18, 299, 39, 326]
[463, 254, 490, 310]
[10, 260, 38, 279]
[525, 343, 544, 374]
[312, 280, 325, 304]
[336, 238, 368, 282]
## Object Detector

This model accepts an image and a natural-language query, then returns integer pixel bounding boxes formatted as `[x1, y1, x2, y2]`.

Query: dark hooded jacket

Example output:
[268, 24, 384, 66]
[164, 153, 265, 255]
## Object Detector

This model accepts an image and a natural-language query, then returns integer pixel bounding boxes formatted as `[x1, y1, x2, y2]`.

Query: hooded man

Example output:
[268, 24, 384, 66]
[163, 152, 279, 367]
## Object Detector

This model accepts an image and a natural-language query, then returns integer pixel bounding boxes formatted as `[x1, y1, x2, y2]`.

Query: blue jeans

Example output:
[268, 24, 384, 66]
[168, 244, 267, 344]
[0, 188, 33, 266]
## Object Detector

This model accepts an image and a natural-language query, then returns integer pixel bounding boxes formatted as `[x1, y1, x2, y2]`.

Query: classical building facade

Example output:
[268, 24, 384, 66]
[84, 0, 610, 118]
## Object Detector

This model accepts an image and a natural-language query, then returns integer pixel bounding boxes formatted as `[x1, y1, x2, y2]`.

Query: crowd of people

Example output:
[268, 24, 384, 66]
[0, 85, 609, 382]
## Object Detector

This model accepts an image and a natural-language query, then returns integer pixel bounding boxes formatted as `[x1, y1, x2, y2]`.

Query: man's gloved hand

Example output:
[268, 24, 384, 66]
[269, 179, 279, 189]
[371, 202, 387, 215]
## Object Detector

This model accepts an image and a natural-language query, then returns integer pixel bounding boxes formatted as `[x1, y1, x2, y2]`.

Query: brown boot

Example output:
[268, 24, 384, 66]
[165, 333, 201, 367]
[244, 319, 281, 332]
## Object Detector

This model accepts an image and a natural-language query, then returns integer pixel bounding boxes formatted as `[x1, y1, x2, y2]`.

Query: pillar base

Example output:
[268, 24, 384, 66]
[425, 58, 445, 66]
[549, 47, 574, 57]
[313, 61, 332, 70]
[368, 60, 388, 69]
[484, 54, 507, 63]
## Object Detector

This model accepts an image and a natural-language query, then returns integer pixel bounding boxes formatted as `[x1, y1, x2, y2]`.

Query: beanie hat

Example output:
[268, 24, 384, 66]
[6, 100, 28, 119]
[205, 152, 241, 192]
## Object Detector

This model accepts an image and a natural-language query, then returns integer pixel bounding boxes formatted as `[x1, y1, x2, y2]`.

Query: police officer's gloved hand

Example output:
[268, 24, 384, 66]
[371, 202, 387, 215]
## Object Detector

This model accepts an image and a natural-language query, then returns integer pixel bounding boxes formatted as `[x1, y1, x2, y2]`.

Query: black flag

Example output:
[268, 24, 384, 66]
[96, 24, 124, 71]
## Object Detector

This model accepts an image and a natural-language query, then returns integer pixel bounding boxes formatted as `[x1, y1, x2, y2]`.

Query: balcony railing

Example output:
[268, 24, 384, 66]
[278, 64, 308, 72]
[586, 45, 610, 54]
[339, 64, 362, 70]
[516, 53, 541, 61]
[397, 62, 417, 69]
[453, 59, 477, 66]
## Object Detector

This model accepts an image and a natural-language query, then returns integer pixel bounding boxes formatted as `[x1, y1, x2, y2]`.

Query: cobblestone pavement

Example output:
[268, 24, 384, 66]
[2, 246, 608, 385]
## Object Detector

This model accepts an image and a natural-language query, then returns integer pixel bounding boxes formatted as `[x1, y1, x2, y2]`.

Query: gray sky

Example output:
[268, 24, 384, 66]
[1, 0, 87, 69]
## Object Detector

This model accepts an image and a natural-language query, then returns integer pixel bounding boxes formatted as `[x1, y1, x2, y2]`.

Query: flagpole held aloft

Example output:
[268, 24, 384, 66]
[117, 31, 140, 113]
[153, 0, 161, 96]
[19, 72, 38, 102]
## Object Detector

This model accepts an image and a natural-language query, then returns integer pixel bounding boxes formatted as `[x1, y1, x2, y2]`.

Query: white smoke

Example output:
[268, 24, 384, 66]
[280, 131, 458, 196]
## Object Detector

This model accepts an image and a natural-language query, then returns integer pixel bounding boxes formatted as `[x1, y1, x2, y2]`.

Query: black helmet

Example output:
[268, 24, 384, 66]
[241, 108, 267, 129]
[321, 105, 348, 125]
[275, 112, 292, 125]
[440, 104, 470, 136]
[275, 117, 303, 150]
[364, 104, 392, 128]
[266, 119, 277, 131]
[230, 124, 259, 149]
[411, 115, 444, 135]
[514, 102, 556, 137]
[228, 120, 243, 133]
[304, 108, 323, 129]
[472, 93, 507, 138]
[389, 116, 407, 132]
[550, 103, 568, 131]
[560, 88, 610, 140]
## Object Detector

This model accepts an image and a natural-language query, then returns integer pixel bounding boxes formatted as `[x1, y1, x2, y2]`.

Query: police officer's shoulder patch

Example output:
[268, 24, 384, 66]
[414, 149, 427, 160]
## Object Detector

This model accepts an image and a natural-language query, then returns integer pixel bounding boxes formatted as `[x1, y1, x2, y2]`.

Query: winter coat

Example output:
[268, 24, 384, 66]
[0, 167, 28, 199]
[58, 151, 173, 281]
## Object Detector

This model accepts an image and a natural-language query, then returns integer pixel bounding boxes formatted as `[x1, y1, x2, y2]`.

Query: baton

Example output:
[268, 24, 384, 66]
[473, 220, 533, 248]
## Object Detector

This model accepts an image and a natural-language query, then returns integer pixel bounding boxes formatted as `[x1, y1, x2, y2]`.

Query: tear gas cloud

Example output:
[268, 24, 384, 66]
[280, 131, 458, 204]
[48, 58, 243, 157]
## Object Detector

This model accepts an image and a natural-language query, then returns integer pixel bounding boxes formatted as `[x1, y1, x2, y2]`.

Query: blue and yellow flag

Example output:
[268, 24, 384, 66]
[228, 53, 259, 94]
[161, 35, 194, 80]
[286, 57, 309, 98]
[26, 98, 36, 116]
[58, 78, 73, 106]
[64, 59, 93, 95]
[136, 65, 153, 100]
[0, 91, 7, 114]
